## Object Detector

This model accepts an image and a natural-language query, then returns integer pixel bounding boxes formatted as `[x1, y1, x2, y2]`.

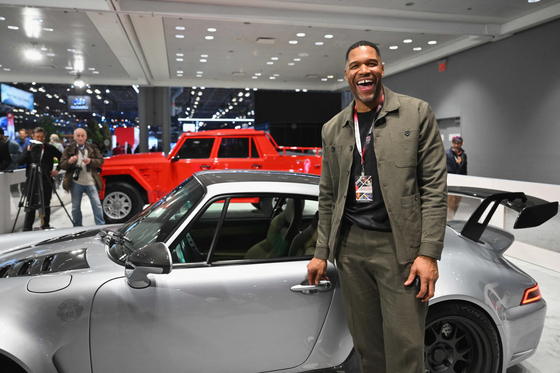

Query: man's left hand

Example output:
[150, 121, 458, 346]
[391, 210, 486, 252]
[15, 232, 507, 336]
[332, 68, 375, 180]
[404, 255, 439, 302]
[82, 158, 91, 165]
[50, 170, 59, 177]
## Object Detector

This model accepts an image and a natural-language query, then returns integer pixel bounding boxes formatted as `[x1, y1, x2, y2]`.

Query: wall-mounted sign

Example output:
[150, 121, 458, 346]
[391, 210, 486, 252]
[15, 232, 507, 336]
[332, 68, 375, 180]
[68, 95, 92, 111]
[1, 84, 34, 110]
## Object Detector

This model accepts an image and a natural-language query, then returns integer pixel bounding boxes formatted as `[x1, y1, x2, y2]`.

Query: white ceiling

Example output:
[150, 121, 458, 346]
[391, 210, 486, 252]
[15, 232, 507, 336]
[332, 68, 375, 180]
[0, 0, 559, 91]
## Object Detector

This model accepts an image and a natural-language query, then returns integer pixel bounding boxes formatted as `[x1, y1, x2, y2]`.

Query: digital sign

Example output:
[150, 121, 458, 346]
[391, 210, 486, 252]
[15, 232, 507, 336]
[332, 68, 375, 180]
[68, 95, 92, 111]
[1, 84, 34, 110]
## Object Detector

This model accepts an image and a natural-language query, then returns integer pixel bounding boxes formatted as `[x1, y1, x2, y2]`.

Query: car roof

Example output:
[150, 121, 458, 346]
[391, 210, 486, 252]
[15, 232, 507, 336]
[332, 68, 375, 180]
[194, 170, 321, 186]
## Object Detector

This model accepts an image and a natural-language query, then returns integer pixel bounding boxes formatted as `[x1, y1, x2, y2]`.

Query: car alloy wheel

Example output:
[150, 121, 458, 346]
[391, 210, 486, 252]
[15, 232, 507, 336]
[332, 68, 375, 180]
[424, 302, 500, 373]
[102, 182, 144, 223]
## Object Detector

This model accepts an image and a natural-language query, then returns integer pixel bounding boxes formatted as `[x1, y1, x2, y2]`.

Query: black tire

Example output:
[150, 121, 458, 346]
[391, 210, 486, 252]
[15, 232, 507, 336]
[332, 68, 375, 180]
[102, 182, 144, 224]
[424, 302, 501, 373]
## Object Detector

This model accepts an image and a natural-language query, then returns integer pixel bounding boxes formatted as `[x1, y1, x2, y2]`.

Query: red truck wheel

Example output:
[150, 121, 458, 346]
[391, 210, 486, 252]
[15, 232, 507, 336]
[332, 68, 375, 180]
[102, 182, 144, 223]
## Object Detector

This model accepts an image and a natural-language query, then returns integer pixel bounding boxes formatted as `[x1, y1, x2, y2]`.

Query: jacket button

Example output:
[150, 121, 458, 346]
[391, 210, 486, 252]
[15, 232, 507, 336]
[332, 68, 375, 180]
[343, 194, 347, 198]
[379, 118, 386, 124]
[415, 195, 418, 201]
[331, 146, 335, 151]
[383, 183, 388, 187]
[349, 146, 353, 151]
[405, 131, 410, 136]
[347, 170, 350, 175]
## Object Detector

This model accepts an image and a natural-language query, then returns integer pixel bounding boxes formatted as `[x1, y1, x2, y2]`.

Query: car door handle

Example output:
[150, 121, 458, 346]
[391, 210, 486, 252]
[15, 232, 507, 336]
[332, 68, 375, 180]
[252, 164, 262, 169]
[291, 280, 332, 294]
[200, 164, 211, 170]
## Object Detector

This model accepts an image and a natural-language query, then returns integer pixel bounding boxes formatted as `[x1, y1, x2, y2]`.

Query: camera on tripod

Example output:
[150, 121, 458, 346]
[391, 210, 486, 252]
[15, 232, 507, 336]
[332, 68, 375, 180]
[29, 140, 43, 165]
[72, 166, 82, 180]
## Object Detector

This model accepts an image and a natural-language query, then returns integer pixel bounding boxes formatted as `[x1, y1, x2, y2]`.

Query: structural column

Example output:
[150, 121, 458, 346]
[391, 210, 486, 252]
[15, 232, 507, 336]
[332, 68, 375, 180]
[138, 86, 171, 154]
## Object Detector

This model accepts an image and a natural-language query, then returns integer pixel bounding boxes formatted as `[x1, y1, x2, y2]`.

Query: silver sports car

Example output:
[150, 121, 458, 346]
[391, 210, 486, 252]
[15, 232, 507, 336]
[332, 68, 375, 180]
[0, 170, 557, 373]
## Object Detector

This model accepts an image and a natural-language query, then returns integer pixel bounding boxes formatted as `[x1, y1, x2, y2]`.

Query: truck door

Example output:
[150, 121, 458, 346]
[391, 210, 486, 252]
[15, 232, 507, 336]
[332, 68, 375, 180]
[216, 137, 263, 170]
[171, 137, 217, 186]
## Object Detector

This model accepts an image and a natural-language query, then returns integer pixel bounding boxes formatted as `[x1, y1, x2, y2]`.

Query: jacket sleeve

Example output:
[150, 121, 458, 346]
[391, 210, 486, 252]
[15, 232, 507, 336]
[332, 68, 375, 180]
[18, 147, 30, 166]
[314, 127, 334, 261]
[416, 102, 448, 260]
[88, 145, 104, 168]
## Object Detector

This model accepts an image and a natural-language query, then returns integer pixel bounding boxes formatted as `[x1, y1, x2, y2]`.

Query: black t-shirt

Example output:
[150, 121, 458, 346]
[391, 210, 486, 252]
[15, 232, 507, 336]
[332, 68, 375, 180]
[343, 109, 391, 231]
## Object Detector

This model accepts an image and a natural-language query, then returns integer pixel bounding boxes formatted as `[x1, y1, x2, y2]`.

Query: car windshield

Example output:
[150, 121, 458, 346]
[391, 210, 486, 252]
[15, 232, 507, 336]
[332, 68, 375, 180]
[107, 176, 205, 263]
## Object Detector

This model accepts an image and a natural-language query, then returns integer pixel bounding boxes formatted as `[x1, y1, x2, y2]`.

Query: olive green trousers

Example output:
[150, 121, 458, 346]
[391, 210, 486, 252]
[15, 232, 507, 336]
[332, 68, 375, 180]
[336, 223, 428, 373]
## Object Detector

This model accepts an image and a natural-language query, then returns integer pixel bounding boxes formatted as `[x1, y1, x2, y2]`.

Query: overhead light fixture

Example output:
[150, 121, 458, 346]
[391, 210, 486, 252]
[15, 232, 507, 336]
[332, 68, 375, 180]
[176, 53, 184, 56]
[296, 33, 306, 37]
[207, 28, 217, 32]
[8, 25, 19, 30]
[390, 46, 398, 50]
[413, 47, 422, 51]
[74, 75, 85, 88]
[403, 39, 412, 43]
[175, 26, 185, 30]
[200, 59, 207, 62]
[24, 48, 42, 61]
[176, 35, 184, 38]
[289, 40, 298, 44]
[43, 28, 53, 32]
[315, 42, 324, 46]
[528, 0, 540, 2]
[428, 41, 437, 45]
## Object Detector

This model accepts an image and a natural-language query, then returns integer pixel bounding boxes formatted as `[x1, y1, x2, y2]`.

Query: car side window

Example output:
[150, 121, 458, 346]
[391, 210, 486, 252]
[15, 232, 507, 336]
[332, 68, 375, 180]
[250, 139, 259, 159]
[177, 138, 214, 159]
[210, 197, 319, 263]
[218, 138, 249, 158]
[168, 199, 226, 263]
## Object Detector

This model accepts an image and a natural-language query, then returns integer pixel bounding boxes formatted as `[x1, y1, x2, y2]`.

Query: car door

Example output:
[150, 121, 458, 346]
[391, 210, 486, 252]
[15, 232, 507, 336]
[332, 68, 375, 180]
[89, 196, 337, 373]
[170, 137, 218, 187]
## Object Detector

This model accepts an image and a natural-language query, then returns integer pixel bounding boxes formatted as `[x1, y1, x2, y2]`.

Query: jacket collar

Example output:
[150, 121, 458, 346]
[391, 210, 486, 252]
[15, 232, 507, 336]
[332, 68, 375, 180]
[342, 85, 401, 127]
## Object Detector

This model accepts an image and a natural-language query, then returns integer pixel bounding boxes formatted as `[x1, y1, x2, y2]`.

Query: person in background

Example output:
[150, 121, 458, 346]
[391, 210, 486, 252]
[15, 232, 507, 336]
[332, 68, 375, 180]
[0, 129, 11, 171]
[446, 136, 467, 220]
[307, 40, 447, 373]
[0, 127, 21, 170]
[19, 127, 62, 231]
[112, 142, 122, 155]
[60, 128, 105, 226]
[49, 134, 65, 153]
[17, 128, 30, 152]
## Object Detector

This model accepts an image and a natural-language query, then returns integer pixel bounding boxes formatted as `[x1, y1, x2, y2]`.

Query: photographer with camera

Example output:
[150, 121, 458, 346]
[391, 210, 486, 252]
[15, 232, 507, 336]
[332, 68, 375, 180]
[60, 128, 105, 226]
[18, 127, 62, 231]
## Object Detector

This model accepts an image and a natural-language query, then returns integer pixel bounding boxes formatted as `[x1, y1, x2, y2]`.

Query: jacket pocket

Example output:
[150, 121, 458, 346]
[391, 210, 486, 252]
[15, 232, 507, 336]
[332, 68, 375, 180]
[401, 193, 421, 248]
[390, 130, 419, 168]
[325, 145, 342, 181]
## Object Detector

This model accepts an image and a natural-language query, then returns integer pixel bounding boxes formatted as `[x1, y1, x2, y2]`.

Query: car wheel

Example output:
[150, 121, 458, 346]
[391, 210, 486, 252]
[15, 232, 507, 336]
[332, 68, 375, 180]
[424, 302, 501, 373]
[102, 182, 143, 224]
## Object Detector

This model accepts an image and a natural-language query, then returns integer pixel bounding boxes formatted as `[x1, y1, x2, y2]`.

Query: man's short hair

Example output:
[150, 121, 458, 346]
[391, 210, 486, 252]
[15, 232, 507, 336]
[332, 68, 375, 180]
[33, 127, 46, 135]
[346, 41, 381, 62]
[0, 127, 5, 136]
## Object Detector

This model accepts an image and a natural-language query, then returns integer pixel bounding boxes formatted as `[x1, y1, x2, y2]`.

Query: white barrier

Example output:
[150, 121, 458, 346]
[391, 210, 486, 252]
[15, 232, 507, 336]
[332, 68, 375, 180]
[0, 169, 27, 234]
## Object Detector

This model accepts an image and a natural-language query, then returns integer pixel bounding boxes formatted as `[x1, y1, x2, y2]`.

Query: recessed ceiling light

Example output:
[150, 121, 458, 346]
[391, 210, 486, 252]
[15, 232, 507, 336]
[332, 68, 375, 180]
[389, 46, 398, 50]
[294, 58, 301, 61]
[177, 74, 183, 77]
[176, 58, 183, 61]
[299, 53, 309, 57]
[0, 17, 5, 21]
[271, 57, 278, 60]
[176, 53, 184, 56]
[321, 78, 327, 81]
[269, 77, 276, 79]
[324, 34, 333, 39]
[65, 66, 73, 70]
[273, 74, 279, 77]
[289, 40, 298, 44]
[252, 76, 258, 79]
[175, 26, 185, 30]
[288, 63, 295, 66]
[255, 73, 261, 76]
[88, 67, 95, 70]
[200, 59, 207, 62]
[46, 53, 55, 56]
[196, 75, 202, 77]
[40, 47, 47, 51]
[201, 54, 208, 58]
[43, 28, 53, 32]
[413, 47, 422, 51]
[207, 28, 217, 32]
[177, 70, 184, 74]
[403, 39, 412, 43]
[338, 79, 344, 82]
[428, 40, 437, 45]
[205, 36, 214, 40]
[176, 35, 185, 38]
[3, 68, 11, 71]
[528, 0, 541, 3]
[197, 71, 203, 74]
[8, 26, 18, 30]
[297, 33, 306, 37]
[315, 42, 324, 46]
[302, 89, 307, 92]
[327, 75, 334, 78]
[267, 62, 273, 65]
[67, 48, 75, 52]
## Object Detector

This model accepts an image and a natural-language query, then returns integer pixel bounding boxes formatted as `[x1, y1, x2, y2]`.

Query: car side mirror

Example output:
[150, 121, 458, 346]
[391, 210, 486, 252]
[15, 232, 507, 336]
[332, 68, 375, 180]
[171, 155, 180, 162]
[125, 242, 172, 289]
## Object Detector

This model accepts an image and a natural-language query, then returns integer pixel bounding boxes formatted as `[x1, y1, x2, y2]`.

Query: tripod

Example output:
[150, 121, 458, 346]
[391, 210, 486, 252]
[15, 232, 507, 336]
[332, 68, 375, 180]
[11, 163, 74, 232]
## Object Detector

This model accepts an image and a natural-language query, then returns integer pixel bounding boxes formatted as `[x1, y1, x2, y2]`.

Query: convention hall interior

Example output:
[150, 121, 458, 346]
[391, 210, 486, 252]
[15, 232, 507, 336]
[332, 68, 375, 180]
[0, 1, 559, 373]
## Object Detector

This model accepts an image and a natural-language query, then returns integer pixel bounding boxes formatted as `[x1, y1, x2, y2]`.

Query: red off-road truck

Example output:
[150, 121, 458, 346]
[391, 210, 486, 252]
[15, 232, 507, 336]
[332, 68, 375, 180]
[100, 129, 322, 223]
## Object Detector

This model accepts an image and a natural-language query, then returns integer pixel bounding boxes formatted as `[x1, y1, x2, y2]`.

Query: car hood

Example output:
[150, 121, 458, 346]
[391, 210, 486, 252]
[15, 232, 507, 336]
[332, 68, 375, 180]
[0, 226, 122, 278]
[103, 152, 167, 166]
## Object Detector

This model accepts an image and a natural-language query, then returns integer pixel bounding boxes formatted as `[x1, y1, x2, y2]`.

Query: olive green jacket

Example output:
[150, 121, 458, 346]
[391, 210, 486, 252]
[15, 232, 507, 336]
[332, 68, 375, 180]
[315, 86, 447, 264]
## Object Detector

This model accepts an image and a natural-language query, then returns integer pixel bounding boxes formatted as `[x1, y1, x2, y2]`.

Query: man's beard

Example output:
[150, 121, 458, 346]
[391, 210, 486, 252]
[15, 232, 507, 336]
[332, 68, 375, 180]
[353, 81, 382, 105]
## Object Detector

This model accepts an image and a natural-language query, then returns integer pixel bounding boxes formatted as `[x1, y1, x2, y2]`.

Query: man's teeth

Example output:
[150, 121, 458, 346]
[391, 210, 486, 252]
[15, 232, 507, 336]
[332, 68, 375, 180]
[357, 80, 373, 85]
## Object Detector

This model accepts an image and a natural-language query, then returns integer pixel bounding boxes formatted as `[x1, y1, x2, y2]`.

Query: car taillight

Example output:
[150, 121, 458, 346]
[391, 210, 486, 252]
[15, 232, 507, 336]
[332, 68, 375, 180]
[520, 284, 542, 305]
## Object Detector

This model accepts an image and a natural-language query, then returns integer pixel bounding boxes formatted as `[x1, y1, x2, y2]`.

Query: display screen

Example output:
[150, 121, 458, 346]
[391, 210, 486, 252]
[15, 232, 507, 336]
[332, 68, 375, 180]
[1, 84, 34, 110]
[68, 95, 92, 111]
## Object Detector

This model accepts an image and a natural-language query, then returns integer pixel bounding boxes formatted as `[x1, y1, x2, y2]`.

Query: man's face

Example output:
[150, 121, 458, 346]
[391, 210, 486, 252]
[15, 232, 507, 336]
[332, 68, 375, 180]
[345, 45, 384, 108]
[33, 132, 46, 144]
[451, 140, 462, 152]
[19, 130, 27, 140]
[74, 130, 87, 146]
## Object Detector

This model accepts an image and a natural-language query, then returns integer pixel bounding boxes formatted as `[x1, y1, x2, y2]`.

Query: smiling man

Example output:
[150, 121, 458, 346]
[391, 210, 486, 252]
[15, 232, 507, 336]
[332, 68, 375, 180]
[307, 41, 448, 373]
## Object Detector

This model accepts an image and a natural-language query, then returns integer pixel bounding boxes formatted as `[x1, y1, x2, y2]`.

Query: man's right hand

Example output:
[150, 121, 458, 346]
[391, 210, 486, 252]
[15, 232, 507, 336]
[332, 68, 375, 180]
[69, 156, 78, 164]
[307, 257, 328, 285]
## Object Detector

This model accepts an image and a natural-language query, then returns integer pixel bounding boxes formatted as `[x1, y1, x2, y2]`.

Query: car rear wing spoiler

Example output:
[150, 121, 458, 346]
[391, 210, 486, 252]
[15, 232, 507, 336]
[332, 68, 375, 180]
[448, 186, 559, 242]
